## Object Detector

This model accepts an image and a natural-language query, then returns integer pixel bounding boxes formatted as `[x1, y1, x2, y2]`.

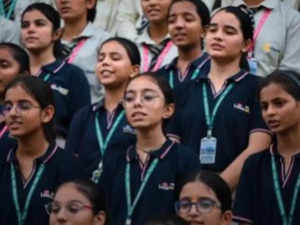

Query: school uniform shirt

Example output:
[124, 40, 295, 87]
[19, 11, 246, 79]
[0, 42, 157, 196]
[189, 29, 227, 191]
[65, 100, 136, 179]
[167, 70, 270, 172]
[100, 139, 201, 225]
[38, 59, 91, 138]
[231, 0, 300, 77]
[233, 141, 300, 225]
[157, 53, 210, 89]
[136, 27, 178, 72]
[60, 22, 111, 103]
[0, 16, 19, 44]
[0, 104, 16, 154]
[0, 143, 85, 225]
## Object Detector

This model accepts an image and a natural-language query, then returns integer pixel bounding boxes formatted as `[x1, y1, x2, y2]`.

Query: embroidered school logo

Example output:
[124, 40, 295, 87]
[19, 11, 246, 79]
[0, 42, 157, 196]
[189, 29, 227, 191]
[51, 84, 69, 95]
[123, 125, 136, 135]
[40, 189, 55, 200]
[158, 182, 175, 191]
[233, 103, 250, 113]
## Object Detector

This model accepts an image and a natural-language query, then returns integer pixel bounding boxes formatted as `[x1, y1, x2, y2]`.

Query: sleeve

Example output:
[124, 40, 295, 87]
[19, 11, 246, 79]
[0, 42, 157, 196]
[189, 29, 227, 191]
[178, 145, 201, 176]
[0, 18, 19, 44]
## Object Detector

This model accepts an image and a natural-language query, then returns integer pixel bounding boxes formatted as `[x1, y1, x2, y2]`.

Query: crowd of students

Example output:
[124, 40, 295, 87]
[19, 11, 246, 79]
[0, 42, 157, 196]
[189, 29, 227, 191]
[1, 0, 300, 225]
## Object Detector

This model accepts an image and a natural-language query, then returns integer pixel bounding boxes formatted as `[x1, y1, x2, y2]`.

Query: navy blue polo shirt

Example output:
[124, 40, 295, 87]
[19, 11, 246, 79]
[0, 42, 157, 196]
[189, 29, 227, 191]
[0, 143, 86, 225]
[38, 60, 91, 137]
[167, 70, 270, 172]
[157, 52, 210, 89]
[233, 142, 300, 225]
[100, 139, 201, 225]
[65, 100, 136, 179]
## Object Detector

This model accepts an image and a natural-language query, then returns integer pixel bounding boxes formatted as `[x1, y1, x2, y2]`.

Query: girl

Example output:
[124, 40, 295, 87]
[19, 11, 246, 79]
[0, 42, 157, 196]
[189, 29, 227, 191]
[234, 70, 300, 225]
[176, 171, 232, 225]
[0, 42, 29, 150]
[167, 6, 271, 189]
[0, 76, 84, 225]
[65, 37, 140, 183]
[48, 179, 106, 225]
[100, 72, 200, 225]
[55, 0, 111, 103]
[158, 0, 211, 89]
[21, 3, 91, 144]
[136, 0, 177, 72]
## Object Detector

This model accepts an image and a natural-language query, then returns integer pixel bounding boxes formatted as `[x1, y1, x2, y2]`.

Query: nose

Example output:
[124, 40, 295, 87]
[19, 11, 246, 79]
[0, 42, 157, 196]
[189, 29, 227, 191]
[55, 207, 68, 223]
[264, 104, 276, 117]
[174, 17, 185, 29]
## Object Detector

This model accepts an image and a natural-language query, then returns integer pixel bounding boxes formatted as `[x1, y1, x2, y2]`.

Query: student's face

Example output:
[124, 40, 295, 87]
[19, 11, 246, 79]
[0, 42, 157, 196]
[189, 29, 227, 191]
[21, 10, 59, 53]
[123, 76, 174, 130]
[168, 1, 203, 48]
[0, 48, 21, 96]
[260, 83, 300, 134]
[178, 181, 232, 225]
[142, 0, 172, 24]
[55, 0, 95, 22]
[49, 183, 105, 225]
[4, 85, 53, 138]
[205, 11, 249, 62]
[96, 41, 138, 89]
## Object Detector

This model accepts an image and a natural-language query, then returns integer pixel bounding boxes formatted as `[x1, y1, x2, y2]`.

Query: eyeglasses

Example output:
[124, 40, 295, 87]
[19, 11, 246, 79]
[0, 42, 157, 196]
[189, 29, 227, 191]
[45, 201, 93, 215]
[175, 198, 221, 214]
[2, 101, 40, 116]
[123, 92, 161, 105]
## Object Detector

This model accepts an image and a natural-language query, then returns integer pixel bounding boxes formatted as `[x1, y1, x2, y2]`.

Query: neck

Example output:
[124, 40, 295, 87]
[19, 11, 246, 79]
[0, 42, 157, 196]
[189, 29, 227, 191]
[62, 17, 88, 42]
[277, 124, 300, 157]
[104, 86, 125, 112]
[148, 21, 169, 44]
[136, 126, 166, 153]
[178, 44, 202, 62]
[29, 47, 56, 75]
[244, 0, 264, 7]
[209, 58, 241, 81]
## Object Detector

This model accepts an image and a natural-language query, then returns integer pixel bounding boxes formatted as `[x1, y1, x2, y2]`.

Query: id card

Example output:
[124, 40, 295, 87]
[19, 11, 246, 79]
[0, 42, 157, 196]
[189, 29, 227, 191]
[200, 136, 217, 164]
[248, 57, 258, 75]
[91, 161, 103, 184]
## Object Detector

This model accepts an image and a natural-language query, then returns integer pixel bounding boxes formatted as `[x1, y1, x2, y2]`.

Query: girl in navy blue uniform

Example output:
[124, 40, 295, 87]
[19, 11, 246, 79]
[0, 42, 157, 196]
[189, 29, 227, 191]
[0, 43, 30, 151]
[20, 3, 91, 145]
[234, 70, 300, 225]
[158, 0, 210, 89]
[65, 37, 140, 183]
[167, 6, 271, 189]
[100, 73, 200, 225]
[0, 76, 84, 225]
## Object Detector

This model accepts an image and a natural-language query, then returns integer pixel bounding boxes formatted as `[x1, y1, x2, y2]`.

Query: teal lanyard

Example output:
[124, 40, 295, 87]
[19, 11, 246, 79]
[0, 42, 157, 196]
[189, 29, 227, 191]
[202, 82, 234, 137]
[11, 163, 45, 225]
[169, 68, 200, 89]
[271, 154, 300, 225]
[0, 0, 17, 19]
[125, 158, 159, 225]
[43, 73, 50, 82]
[95, 110, 125, 155]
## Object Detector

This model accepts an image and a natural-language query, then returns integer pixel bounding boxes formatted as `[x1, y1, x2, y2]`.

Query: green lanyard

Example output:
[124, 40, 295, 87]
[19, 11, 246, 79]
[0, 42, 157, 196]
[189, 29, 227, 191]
[202, 82, 234, 137]
[125, 158, 159, 225]
[271, 154, 300, 225]
[11, 163, 45, 225]
[43, 73, 50, 82]
[95, 110, 125, 155]
[168, 68, 200, 89]
[0, 0, 17, 19]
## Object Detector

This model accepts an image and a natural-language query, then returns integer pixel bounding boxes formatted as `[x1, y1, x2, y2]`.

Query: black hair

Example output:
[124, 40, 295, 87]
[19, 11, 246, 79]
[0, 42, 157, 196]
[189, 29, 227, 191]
[21, 3, 63, 59]
[258, 70, 300, 101]
[168, 0, 210, 28]
[145, 215, 189, 225]
[212, 6, 254, 71]
[98, 37, 141, 65]
[4, 76, 56, 143]
[56, 179, 106, 215]
[177, 170, 232, 212]
[0, 42, 30, 74]
[87, 0, 97, 22]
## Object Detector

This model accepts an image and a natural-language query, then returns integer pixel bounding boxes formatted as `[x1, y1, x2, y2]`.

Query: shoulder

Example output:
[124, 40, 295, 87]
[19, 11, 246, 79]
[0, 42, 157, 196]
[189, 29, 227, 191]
[243, 148, 270, 170]
[72, 104, 95, 122]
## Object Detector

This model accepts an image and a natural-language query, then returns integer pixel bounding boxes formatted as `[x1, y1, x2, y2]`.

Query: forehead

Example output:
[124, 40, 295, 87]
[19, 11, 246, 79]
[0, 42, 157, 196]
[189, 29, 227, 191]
[211, 11, 241, 29]
[180, 181, 218, 200]
[260, 83, 293, 100]
[54, 183, 90, 203]
[126, 76, 162, 92]
[0, 48, 16, 62]
[169, 1, 198, 16]
[5, 85, 35, 102]
[100, 41, 127, 54]
[23, 9, 49, 21]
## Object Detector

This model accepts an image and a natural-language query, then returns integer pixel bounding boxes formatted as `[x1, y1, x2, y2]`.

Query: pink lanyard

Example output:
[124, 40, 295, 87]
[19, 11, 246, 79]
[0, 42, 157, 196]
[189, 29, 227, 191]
[0, 125, 8, 139]
[143, 40, 173, 72]
[67, 39, 88, 63]
[249, 9, 272, 55]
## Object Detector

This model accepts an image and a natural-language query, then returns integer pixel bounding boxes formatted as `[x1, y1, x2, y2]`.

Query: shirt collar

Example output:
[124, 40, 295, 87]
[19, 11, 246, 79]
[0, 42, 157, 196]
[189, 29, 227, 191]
[232, 0, 278, 10]
[41, 59, 66, 75]
[270, 138, 300, 159]
[92, 99, 124, 113]
[136, 26, 171, 46]
[197, 69, 249, 83]
[165, 52, 210, 70]
[126, 139, 175, 162]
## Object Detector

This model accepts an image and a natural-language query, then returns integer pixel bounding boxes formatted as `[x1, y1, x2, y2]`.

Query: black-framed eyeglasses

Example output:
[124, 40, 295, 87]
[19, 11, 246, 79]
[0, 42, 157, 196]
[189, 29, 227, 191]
[2, 101, 40, 116]
[45, 201, 93, 215]
[175, 198, 221, 214]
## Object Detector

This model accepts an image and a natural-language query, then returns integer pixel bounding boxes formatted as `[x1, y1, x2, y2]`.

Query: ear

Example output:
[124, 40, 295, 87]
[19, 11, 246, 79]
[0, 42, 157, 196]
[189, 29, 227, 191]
[53, 28, 63, 42]
[162, 103, 175, 119]
[221, 210, 233, 225]
[129, 65, 140, 78]
[242, 39, 252, 53]
[86, 0, 96, 10]
[93, 211, 106, 225]
[40, 105, 55, 124]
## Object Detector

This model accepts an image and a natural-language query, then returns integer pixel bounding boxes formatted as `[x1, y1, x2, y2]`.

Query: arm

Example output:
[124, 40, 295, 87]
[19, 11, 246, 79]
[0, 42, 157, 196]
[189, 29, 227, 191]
[220, 131, 271, 190]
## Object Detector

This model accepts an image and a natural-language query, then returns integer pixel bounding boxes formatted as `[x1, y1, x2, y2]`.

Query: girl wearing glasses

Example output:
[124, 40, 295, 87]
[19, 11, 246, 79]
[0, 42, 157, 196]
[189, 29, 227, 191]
[49, 179, 106, 225]
[234, 70, 300, 225]
[100, 72, 200, 225]
[21, 3, 91, 146]
[0, 76, 84, 225]
[176, 170, 232, 225]
[65, 37, 140, 183]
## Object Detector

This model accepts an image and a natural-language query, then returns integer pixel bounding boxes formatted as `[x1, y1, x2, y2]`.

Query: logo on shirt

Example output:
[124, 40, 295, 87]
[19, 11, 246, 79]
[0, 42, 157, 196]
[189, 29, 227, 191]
[40, 189, 55, 200]
[233, 103, 250, 113]
[123, 125, 136, 135]
[158, 182, 175, 191]
[51, 84, 69, 96]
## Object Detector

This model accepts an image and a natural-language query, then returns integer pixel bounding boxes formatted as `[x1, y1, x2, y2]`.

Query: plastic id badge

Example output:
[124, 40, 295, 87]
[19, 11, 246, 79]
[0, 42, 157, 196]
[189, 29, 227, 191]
[248, 57, 258, 75]
[200, 136, 217, 164]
